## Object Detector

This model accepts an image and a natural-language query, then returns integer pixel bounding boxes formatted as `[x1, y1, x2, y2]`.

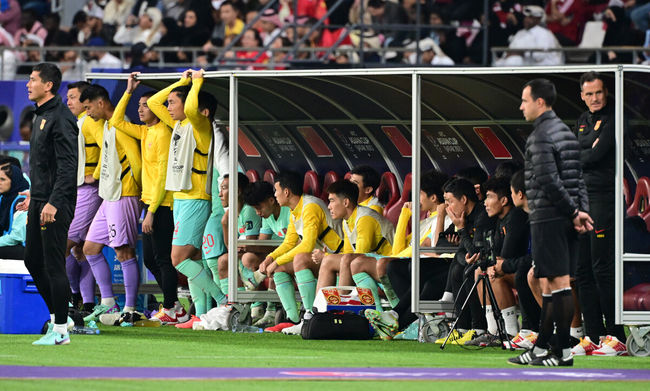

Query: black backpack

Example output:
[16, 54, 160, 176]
[301, 310, 373, 340]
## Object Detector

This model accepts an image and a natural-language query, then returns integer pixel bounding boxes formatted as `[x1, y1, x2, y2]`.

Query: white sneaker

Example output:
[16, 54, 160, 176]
[571, 336, 600, 356]
[281, 320, 303, 335]
[592, 335, 628, 356]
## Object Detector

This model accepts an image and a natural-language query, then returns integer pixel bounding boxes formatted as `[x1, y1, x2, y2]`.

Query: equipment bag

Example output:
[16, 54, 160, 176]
[301, 310, 373, 340]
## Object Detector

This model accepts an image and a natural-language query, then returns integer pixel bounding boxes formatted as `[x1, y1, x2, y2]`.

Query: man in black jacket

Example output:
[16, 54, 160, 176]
[509, 78, 593, 367]
[572, 71, 627, 356]
[22, 63, 78, 346]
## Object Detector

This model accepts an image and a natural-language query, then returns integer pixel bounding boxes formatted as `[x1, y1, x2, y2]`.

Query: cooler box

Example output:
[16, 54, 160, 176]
[313, 286, 376, 315]
[0, 260, 49, 334]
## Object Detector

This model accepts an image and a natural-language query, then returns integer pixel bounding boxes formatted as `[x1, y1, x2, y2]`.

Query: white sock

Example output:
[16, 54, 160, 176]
[101, 297, 116, 307]
[570, 326, 584, 339]
[441, 291, 454, 302]
[485, 305, 498, 335]
[53, 323, 67, 335]
[518, 329, 532, 337]
[475, 329, 486, 336]
[533, 346, 547, 356]
[503, 305, 520, 337]
[50, 314, 55, 323]
[123, 306, 135, 313]
[174, 301, 183, 311]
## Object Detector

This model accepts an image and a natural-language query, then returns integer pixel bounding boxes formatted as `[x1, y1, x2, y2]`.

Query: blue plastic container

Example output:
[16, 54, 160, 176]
[0, 261, 49, 334]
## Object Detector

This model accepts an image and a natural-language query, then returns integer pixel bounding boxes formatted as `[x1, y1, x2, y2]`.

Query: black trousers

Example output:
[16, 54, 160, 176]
[513, 256, 540, 331]
[576, 196, 625, 341]
[386, 258, 450, 331]
[24, 200, 74, 325]
[0, 244, 25, 260]
[450, 260, 488, 331]
[142, 205, 177, 309]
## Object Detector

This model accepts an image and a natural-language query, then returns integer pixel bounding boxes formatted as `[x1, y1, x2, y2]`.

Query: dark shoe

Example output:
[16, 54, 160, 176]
[508, 348, 546, 365]
[529, 352, 573, 367]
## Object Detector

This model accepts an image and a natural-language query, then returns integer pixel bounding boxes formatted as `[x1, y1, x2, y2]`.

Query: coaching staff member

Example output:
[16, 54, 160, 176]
[22, 63, 78, 345]
[572, 72, 626, 355]
[509, 78, 592, 367]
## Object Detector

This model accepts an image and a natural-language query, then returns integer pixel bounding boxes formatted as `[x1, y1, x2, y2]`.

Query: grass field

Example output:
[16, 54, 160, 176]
[1, 325, 648, 390]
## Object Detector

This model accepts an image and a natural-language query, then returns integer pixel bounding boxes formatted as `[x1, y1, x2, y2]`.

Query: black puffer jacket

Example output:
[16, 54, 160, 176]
[525, 110, 589, 223]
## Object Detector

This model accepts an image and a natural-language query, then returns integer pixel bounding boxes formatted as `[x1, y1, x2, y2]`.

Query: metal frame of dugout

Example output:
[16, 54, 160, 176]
[87, 65, 650, 330]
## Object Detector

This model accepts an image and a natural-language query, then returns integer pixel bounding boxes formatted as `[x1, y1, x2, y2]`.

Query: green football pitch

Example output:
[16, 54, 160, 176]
[1, 325, 648, 390]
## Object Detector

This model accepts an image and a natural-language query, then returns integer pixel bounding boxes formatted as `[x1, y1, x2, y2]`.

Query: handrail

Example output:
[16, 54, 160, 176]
[491, 46, 649, 65]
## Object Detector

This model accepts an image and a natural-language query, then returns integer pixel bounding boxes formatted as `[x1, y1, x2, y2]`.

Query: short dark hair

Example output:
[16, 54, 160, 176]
[456, 166, 488, 186]
[140, 90, 156, 100]
[443, 177, 478, 203]
[0, 155, 22, 169]
[524, 78, 556, 107]
[494, 160, 523, 180]
[483, 176, 513, 206]
[421, 169, 448, 202]
[243, 181, 275, 206]
[79, 84, 110, 103]
[223, 172, 250, 194]
[170, 85, 190, 104]
[579, 71, 606, 90]
[510, 170, 525, 195]
[198, 91, 218, 122]
[275, 171, 303, 196]
[32, 63, 62, 95]
[67, 81, 91, 93]
[349, 165, 380, 193]
[326, 180, 359, 207]
[367, 0, 385, 9]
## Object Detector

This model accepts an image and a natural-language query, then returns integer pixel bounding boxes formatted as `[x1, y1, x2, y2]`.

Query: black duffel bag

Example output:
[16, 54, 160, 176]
[301, 310, 373, 340]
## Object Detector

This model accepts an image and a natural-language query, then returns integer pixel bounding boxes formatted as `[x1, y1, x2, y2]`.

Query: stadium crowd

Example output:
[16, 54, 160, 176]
[0, 0, 650, 76]
[12, 59, 632, 367]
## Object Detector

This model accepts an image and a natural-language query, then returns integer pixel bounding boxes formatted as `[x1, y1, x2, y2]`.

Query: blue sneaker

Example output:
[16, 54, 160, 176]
[83, 303, 120, 322]
[394, 320, 419, 340]
[32, 331, 70, 346]
[33, 324, 54, 345]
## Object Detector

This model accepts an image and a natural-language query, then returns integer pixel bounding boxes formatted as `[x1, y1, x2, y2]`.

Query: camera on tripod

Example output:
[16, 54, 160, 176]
[474, 229, 496, 272]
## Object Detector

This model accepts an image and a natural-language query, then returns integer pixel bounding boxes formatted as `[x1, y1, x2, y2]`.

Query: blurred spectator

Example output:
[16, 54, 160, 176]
[427, 6, 466, 64]
[279, 0, 328, 22]
[114, 7, 163, 46]
[43, 13, 73, 62]
[176, 9, 211, 63]
[0, 0, 21, 36]
[349, 29, 381, 62]
[163, 0, 190, 21]
[0, 24, 14, 47]
[104, 0, 136, 26]
[157, 16, 181, 62]
[643, 28, 650, 64]
[224, 28, 269, 69]
[630, 0, 650, 32]
[131, 0, 160, 18]
[128, 41, 156, 67]
[489, 0, 524, 48]
[349, 0, 372, 26]
[545, 0, 606, 46]
[60, 50, 85, 81]
[404, 37, 454, 65]
[203, 0, 244, 52]
[334, 44, 360, 64]
[494, 5, 564, 66]
[85, 4, 116, 45]
[69, 11, 90, 45]
[260, 9, 282, 46]
[366, 0, 409, 45]
[87, 37, 123, 69]
[601, 2, 646, 63]
[13, 9, 47, 62]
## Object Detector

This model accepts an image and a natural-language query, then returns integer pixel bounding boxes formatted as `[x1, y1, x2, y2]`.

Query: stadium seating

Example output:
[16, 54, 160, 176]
[627, 176, 650, 229]
[320, 171, 340, 202]
[623, 283, 650, 311]
[246, 169, 260, 183]
[303, 170, 321, 198]
[384, 172, 412, 226]
[263, 169, 277, 185]
[376, 172, 400, 212]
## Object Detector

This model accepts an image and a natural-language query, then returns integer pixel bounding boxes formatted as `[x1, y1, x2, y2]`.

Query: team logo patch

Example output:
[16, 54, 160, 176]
[40, 119, 46, 130]
[579, 125, 586, 132]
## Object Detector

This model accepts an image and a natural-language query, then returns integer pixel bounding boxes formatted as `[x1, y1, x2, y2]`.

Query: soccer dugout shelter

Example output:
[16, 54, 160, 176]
[88, 66, 650, 334]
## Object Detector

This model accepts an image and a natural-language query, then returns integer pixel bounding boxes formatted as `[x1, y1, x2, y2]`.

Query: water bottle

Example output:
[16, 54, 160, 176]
[71, 326, 100, 335]
[231, 321, 262, 333]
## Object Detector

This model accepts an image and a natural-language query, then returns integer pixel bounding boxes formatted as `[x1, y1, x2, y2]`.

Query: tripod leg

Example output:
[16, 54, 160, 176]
[482, 273, 513, 350]
[441, 271, 481, 350]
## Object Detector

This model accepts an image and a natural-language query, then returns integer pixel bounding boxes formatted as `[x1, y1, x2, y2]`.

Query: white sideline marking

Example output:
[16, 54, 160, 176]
[175, 355, 323, 360]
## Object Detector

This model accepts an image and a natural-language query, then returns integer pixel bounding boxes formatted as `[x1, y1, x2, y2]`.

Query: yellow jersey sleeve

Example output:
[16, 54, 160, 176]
[147, 77, 191, 129]
[185, 77, 212, 154]
[110, 92, 146, 140]
[392, 207, 412, 256]
[80, 115, 102, 176]
[149, 122, 172, 213]
[275, 203, 325, 265]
